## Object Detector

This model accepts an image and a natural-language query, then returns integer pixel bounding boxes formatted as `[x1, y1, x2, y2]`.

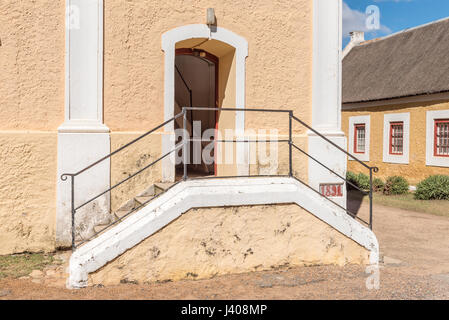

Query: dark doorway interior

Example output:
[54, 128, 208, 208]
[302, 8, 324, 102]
[174, 49, 218, 178]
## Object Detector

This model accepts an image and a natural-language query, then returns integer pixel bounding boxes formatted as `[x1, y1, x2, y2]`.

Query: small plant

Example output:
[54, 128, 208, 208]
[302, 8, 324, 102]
[414, 175, 449, 200]
[373, 178, 385, 192]
[346, 171, 370, 191]
[356, 173, 370, 191]
[346, 171, 359, 190]
[383, 176, 409, 195]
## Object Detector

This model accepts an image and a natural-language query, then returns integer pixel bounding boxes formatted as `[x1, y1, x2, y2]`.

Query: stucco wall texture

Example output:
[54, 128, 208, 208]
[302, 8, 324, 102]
[0, 133, 57, 255]
[103, 0, 313, 133]
[90, 204, 369, 286]
[0, 1, 65, 130]
[0, 0, 313, 254]
[342, 101, 449, 185]
[0, 1, 65, 254]
[103, 0, 313, 196]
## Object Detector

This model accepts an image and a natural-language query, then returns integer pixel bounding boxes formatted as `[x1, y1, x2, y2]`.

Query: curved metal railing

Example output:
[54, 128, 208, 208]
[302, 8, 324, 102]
[61, 107, 378, 250]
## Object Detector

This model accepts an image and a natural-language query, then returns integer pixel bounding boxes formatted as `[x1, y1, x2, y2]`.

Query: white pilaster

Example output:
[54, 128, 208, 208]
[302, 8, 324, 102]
[309, 0, 346, 207]
[57, 0, 110, 247]
[312, 0, 342, 131]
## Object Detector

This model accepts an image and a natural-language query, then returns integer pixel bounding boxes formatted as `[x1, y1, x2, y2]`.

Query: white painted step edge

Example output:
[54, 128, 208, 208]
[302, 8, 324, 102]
[67, 177, 379, 288]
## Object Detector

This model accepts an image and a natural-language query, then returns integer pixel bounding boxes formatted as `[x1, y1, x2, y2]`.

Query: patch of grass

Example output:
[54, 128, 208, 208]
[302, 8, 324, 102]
[372, 192, 449, 218]
[0, 253, 56, 279]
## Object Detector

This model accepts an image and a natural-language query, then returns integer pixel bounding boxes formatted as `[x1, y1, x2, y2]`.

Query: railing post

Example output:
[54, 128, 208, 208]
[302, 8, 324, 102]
[369, 167, 373, 230]
[289, 111, 293, 177]
[71, 175, 76, 250]
[189, 90, 193, 166]
[183, 108, 188, 181]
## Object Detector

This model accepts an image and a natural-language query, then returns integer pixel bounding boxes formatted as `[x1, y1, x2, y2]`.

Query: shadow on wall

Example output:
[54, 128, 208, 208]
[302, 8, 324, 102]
[216, 48, 235, 122]
[346, 189, 367, 216]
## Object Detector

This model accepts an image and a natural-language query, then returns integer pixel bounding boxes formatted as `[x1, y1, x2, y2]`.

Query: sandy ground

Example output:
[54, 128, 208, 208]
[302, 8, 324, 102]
[1, 201, 448, 300]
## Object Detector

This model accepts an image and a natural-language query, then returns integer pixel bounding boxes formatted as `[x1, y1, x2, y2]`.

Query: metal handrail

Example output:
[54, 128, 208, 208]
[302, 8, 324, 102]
[291, 143, 369, 196]
[181, 107, 378, 229]
[291, 114, 379, 173]
[74, 179, 183, 248]
[61, 112, 185, 250]
[60, 113, 184, 180]
[62, 106, 378, 250]
[74, 143, 183, 212]
[290, 113, 378, 229]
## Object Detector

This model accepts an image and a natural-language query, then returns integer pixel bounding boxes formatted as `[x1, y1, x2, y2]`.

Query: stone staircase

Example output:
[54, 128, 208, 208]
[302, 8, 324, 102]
[76, 182, 175, 247]
[68, 177, 380, 288]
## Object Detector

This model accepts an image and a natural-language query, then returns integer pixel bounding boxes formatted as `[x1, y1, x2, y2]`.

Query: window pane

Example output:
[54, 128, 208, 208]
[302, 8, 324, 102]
[390, 122, 404, 155]
[354, 124, 365, 153]
[436, 120, 449, 156]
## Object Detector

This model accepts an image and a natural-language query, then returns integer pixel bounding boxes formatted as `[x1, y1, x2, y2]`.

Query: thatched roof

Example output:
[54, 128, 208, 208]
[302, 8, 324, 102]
[342, 17, 449, 105]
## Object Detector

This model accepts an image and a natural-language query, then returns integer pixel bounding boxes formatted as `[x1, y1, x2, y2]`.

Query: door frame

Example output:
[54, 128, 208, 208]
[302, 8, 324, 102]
[161, 24, 249, 182]
[175, 48, 219, 175]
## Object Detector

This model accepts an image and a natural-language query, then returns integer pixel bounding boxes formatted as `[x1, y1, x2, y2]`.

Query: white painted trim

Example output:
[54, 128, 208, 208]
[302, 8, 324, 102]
[57, 120, 110, 133]
[348, 115, 370, 162]
[308, 0, 346, 208]
[382, 113, 410, 164]
[307, 132, 347, 208]
[343, 92, 449, 110]
[161, 24, 248, 181]
[61, 0, 108, 132]
[342, 41, 355, 60]
[342, 32, 365, 59]
[312, 0, 342, 131]
[426, 109, 449, 167]
[56, 133, 111, 247]
[68, 177, 378, 288]
[57, 0, 110, 246]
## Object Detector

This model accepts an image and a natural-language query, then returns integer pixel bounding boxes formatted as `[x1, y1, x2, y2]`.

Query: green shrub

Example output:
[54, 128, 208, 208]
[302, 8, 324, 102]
[346, 171, 370, 191]
[383, 176, 409, 195]
[414, 175, 449, 200]
[346, 171, 358, 190]
[373, 178, 385, 192]
[356, 173, 370, 190]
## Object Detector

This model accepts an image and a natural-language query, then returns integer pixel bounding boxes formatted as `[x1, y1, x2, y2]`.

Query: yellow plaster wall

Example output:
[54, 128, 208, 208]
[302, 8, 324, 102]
[103, 0, 313, 132]
[89, 203, 369, 286]
[0, 132, 57, 254]
[0, 0, 314, 254]
[0, 1, 64, 254]
[342, 101, 449, 185]
[0, 1, 65, 131]
[104, 0, 313, 180]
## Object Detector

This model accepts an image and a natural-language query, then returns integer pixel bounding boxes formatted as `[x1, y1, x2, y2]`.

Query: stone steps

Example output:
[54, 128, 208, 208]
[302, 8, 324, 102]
[75, 181, 175, 247]
[67, 177, 380, 289]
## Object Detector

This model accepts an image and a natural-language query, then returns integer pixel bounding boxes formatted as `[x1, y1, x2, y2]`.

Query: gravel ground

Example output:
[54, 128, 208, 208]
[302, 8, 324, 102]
[1, 201, 448, 300]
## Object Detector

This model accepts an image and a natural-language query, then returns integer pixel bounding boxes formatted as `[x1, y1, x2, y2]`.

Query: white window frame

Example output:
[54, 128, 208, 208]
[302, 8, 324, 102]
[426, 109, 449, 168]
[383, 113, 410, 164]
[348, 115, 370, 162]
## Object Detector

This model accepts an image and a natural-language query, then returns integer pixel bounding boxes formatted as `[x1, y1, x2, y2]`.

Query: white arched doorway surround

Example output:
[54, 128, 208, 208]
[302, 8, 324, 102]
[161, 24, 249, 182]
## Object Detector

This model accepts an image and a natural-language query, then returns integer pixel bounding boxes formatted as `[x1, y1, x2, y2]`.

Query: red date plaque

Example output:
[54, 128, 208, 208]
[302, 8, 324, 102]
[319, 183, 343, 197]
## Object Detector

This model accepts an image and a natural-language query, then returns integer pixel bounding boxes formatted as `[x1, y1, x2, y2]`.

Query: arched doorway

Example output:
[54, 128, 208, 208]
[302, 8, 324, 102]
[161, 24, 248, 182]
[174, 48, 219, 177]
